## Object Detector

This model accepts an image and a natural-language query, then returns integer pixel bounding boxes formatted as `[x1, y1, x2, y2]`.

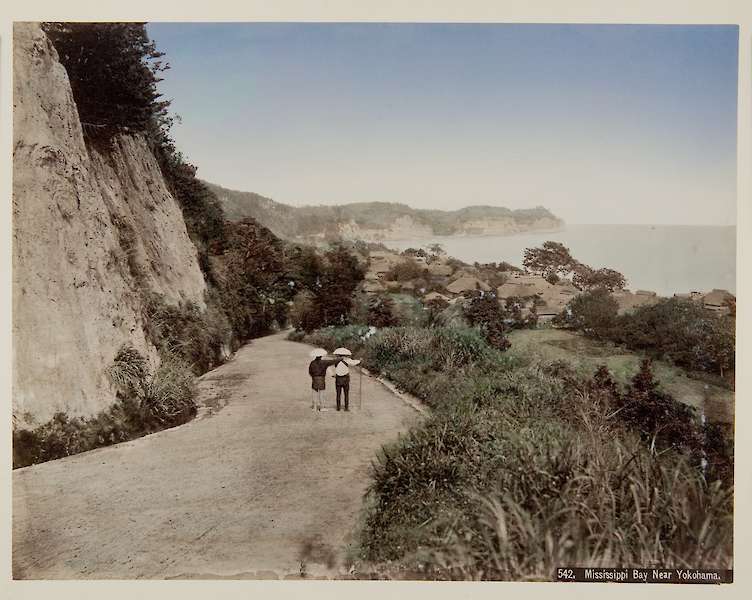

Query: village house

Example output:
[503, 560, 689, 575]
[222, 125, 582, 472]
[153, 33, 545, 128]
[495, 274, 580, 322]
[426, 261, 453, 277]
[535, 289, 573, 322]
[701, 289, 734, 313]
[423, 291, 450, 303]
[612, 289, 659, 315]
[674, 291, 704, 301]
[366, 250, 405, 280]
[446, 275, 491, 295]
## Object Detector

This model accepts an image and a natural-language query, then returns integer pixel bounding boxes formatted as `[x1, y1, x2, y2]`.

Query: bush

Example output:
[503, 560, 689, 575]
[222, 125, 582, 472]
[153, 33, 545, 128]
[367, 295, 398, 328]
[384, 258, 425, 282]
[291, 325, 734, 578]
[613, 298, 735, 377]
[143, 293, 231, 375]
[463, 291, 511, 351]
[556, 288, 618, 338]
[13, 345, 198, 468]
[140, 354, 197, 427]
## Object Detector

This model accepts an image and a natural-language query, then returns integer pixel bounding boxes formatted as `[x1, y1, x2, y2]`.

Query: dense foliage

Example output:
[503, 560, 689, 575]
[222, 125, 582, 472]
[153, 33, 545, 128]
[13, 345, 196, 468]
[288, 244, 366, 331]
[559, 295, 735, 378]
[612, 298, 735, 378]
[43, 22, 171, 140]
[462, 291, 511, 351]
[295, 326, 732, 579]
[554, 288, 619, 338]
[523, 241, 626, 292]
[384, 258, 426, 282]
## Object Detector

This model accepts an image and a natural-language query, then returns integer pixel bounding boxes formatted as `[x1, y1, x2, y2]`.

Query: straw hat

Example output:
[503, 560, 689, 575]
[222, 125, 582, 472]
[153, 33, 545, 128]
[333, 347, 352, 356]
[309, 348, 328, 358]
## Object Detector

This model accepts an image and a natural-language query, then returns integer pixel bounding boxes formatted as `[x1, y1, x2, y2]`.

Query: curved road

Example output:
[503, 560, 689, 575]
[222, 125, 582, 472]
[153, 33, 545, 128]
[12, 332, 420, 579]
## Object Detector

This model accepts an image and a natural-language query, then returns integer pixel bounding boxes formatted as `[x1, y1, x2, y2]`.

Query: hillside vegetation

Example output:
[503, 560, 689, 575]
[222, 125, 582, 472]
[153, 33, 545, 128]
[295, 325, 732, 580]
[205, 181, 563, 240]
[13, 23, 366, 468]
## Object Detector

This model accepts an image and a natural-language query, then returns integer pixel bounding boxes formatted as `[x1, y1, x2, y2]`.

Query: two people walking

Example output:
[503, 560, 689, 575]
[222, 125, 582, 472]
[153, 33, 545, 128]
[308, 347, 361, 411]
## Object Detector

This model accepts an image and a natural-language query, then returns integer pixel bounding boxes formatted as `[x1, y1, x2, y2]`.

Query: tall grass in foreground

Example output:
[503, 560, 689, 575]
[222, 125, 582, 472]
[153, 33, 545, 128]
[294, 326, 733, 580]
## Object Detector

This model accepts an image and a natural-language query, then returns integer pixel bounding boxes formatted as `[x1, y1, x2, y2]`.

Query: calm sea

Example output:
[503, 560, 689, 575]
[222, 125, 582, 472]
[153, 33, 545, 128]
[384, 224, 736, 297]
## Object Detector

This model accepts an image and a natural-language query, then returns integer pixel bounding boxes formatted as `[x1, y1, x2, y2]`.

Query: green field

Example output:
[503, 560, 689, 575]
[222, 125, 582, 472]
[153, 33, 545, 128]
[507, 327, 734, 424]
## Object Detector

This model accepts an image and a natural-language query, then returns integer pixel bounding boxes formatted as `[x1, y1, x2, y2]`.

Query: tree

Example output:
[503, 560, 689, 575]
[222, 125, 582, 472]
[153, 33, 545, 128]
[619, 360, 703, 454]
[522, 241, 576, 279]
[384, 258, 425, 282]
[612, 298, 735, 376]
[463, 291, 511, 351]
[523, 241, 626, 292]
[572, 266, 626, 292]
[317, 244, 366, 327]
[556, 288, 618, 338]
[402, 247, 427, 258]
[219, 218, 292, 339]
[43, 23, 171, 140]
[428, 243, 445, 256]
[425, 297, 450, 326]
[368, 295, 398, 328]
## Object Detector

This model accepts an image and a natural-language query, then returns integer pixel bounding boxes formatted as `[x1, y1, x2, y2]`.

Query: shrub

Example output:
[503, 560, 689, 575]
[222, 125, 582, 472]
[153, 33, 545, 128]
[384, 258, 425, 282]
[289, 290, 319, 333]
[12, 345, 198, 469]
[140, 354, 197, 427]
[368, 295, 398, 328]
[143, 293, 231, 374]
[463, 291, 511, 351]
[556, 288, 618, 338]
[613, 298, 735, 377]
[292, 322, 735, 578]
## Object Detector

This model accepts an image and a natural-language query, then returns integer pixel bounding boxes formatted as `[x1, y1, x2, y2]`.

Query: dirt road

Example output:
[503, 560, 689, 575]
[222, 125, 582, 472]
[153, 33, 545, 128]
[12, 332, 421, 579]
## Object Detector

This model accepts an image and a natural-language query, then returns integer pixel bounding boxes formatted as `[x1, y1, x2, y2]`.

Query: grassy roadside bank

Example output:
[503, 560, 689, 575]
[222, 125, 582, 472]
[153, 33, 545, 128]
[292, 325, 733, 580]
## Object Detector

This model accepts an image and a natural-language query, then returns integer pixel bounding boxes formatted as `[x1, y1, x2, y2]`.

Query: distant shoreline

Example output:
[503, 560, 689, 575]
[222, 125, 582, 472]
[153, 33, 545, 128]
[382, 224, 736, 297]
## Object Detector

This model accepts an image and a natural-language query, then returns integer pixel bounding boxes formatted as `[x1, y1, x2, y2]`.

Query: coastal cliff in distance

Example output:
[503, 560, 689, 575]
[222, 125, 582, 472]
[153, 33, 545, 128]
[205, 181, 564, 242]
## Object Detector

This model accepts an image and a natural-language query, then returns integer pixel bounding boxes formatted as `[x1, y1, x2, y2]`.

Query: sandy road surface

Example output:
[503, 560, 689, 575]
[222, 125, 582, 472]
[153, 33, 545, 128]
[12, 332, 420, 579]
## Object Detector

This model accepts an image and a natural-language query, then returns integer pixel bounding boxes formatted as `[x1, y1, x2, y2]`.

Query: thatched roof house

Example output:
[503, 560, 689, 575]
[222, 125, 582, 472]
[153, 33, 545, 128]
[497, 274, 555, 299]
[612, 289, 659, 314]
[424, 291, 450, 303]
[446, 276, 491, 295]
[426, 262, 453, 277]
[702, 289, 734, 312]
[367, 251, 405, 279]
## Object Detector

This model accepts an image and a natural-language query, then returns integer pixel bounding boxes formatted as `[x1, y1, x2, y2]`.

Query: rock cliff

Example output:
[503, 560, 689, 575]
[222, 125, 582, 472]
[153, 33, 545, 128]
[12, 23, 206, 426]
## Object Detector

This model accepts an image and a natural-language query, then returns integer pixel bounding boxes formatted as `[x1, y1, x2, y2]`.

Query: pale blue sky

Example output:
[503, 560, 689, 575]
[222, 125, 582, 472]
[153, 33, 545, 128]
[147, 23, 738, 225]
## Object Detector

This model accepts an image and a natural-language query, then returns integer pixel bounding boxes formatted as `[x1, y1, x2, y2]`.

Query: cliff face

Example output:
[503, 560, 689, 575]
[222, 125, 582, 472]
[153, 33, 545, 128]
[12, 23, 206, 426]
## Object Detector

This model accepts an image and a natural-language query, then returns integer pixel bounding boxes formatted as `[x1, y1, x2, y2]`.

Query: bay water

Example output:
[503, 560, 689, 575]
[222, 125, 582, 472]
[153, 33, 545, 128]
[384, 224, 736, 297]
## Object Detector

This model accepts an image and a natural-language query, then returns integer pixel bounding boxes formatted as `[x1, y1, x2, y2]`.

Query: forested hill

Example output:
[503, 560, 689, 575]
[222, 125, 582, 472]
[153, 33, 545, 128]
[204, 181, 564, 241]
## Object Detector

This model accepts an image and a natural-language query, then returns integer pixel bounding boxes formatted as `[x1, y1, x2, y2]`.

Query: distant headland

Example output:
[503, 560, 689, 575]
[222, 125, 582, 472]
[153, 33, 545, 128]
[204, 181, 564, 242]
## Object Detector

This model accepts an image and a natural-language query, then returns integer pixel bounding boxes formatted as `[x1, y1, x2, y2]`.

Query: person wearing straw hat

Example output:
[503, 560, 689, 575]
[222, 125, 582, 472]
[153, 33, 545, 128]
[308, 348, 333, 411]
[332, 347, 360, 412]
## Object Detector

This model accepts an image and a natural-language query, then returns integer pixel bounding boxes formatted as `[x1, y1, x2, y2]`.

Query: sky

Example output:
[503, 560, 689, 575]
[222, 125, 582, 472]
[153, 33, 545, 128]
[146, 23, 738, 226]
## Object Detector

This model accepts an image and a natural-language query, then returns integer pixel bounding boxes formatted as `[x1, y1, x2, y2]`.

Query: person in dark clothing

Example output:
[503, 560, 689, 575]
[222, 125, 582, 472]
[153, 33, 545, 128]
[335, 373, 350, 411]
[333, 356, 360, 411]
[308, 356, 333, 410]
